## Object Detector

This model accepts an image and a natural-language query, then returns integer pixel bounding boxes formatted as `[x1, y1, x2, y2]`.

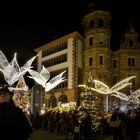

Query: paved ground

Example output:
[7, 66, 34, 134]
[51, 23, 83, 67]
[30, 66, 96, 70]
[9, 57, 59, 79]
[28, 129, 140, 140]
[28, 129, 73, 140]
[28, 129, 113, 140]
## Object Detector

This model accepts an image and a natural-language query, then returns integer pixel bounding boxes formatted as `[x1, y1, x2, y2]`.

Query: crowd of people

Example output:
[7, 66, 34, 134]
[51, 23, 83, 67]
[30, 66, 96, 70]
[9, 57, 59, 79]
[29, 109, 94, 140]
[1, 85, 140, 140]
[109, 108, 140, 140]
[28, 106, 140, 140]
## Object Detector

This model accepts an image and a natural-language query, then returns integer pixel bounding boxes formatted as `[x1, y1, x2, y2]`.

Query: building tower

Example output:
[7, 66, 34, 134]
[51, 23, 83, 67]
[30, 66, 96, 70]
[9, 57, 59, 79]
[112, 24, 140, 92]
[82, 4, 112, 110]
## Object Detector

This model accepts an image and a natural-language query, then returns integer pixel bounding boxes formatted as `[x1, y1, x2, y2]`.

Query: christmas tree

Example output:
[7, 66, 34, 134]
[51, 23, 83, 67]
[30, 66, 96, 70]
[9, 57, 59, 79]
[79, 72, 98, 129]
[13, 76, 30, 112]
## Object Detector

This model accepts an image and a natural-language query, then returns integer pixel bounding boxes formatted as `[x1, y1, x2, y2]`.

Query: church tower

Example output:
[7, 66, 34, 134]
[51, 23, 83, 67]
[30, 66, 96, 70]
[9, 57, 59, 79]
[112, 24, 140, 92]
[82, 3, 112, 85]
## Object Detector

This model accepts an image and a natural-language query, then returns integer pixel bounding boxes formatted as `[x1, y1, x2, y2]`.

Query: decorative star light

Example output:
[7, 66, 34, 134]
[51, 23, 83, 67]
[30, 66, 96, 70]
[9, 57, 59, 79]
[0, 50, 38, 86]
[79, 76, 136, 95]
[27, 66, 67, 92]
[111, 89, 140, 104]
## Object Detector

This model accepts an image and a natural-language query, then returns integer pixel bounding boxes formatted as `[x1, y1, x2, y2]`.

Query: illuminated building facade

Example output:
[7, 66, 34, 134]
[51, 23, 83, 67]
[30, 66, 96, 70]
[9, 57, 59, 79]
[35, 9, 140, 110]
[35, 32, 84, 108]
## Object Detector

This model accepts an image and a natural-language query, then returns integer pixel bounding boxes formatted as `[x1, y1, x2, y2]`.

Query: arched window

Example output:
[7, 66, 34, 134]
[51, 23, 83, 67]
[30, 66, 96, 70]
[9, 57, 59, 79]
[129, 40, 133, 47]
[98, 18, 104, 27]
[89, 20, 94, 28]
[59, 95, 68, 103]
[49, 95, 57, 108]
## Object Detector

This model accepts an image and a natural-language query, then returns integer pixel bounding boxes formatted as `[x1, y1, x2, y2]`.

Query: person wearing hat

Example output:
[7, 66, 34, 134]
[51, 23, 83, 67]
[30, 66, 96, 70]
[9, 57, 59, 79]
[0, 86, 33, 140]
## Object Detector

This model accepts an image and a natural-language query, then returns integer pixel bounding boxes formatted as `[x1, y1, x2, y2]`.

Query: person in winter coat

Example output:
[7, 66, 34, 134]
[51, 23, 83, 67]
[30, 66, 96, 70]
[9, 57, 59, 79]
[110, 108, 123, 140]
[0, 86, 33, 140]
[126, 110, 138, 140]
[81, 112, 93, 140]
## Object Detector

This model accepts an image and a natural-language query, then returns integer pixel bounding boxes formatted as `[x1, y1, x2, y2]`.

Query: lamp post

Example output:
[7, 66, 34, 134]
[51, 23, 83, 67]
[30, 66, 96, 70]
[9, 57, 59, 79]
[105, 95, 109, 112]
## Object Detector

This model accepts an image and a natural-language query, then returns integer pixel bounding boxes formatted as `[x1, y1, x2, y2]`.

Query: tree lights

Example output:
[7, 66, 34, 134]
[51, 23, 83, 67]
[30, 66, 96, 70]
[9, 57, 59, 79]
[13, 76, 30, 112]
[78, 72, 98, 129]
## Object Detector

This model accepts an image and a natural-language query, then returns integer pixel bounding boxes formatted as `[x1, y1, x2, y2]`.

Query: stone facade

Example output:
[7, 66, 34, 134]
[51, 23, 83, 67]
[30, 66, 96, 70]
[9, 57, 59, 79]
[34, 9, 140, 111]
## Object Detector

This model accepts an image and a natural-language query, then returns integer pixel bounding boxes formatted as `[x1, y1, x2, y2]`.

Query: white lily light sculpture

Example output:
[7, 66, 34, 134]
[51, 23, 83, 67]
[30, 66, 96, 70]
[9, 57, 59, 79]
[111, 89, 140, 104]
[79, 76, 136, 95]
[27, 66, 67, 92]
[0, 50, 38, 86]
[79, 75, 136, 112]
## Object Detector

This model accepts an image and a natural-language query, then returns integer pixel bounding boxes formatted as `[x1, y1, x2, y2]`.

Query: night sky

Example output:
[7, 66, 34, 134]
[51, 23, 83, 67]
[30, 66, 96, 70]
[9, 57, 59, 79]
[0, 0, 139, 64]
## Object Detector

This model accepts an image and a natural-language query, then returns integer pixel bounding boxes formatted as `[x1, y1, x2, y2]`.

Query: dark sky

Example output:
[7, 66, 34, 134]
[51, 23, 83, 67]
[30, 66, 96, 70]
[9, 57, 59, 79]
[0, 0, 139, 64]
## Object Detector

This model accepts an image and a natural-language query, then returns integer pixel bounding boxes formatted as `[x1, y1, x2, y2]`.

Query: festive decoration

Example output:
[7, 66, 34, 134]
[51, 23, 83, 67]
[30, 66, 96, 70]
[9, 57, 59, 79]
[111, 89, 140, 104]
[13, 76, 30, 112]
[27, 65, 66, 92]
[0, 50, 38, 86]
[78, 72, 98, 130]
[79, 76, 136, 95]
[8, 86, 28, 92]
[53, 102, 77, 112]
[79, 76, 136, 112]
[0, 84, 28, 92]
[111, 92, 129, 101]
